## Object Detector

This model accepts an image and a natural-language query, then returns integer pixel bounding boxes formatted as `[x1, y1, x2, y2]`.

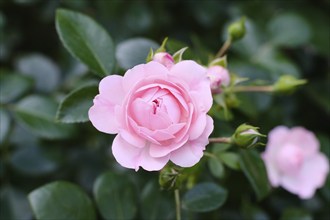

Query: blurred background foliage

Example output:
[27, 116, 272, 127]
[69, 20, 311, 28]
[0, 0, 329, 219]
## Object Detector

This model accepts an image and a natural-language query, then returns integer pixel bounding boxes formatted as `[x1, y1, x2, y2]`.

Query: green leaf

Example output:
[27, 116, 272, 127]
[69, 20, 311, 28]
[207, 156, 225, 179]
[0, 187, 33, 220]
[28, 181, 96, 220]
[0, 108, 10, 144]
[140, 181, 175, 220]
[268, 13, 311, 47]
[219, 152, 240, 170]
[182, 182, 228, 212]
[15, 54, 60, 93]
[280, 208, 312, 220]
[10, 146, 58, 176]
[116, 38, 159, 69]
[0, 71, 33, 103]
[93, 171, 137, 220]
[14, 95, 75, 139]
[239, 150, 271, 200]
[56, 9, 114, 76]
[56, 83, 98, 123]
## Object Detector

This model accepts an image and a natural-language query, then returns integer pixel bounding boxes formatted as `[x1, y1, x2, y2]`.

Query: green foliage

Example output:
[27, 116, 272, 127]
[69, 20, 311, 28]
[14, 95, 76, 139]
[239, 150, 271, 200]
[56, 9, 115, 77]
[93, 172, 137, 220]
[182, 182, 228, 212]
[56, 83, 98, 123]
[28, 181, 96, 220]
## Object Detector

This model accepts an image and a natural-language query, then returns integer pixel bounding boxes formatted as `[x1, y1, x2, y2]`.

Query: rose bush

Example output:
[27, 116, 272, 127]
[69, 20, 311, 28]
[262, 126, 329, 199]
[89, 61, 213, 171]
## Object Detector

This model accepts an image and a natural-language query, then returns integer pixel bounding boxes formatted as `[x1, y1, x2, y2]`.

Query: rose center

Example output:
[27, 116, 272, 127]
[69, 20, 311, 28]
[152, 98, 162, 114]
[276, 144, 304, 175]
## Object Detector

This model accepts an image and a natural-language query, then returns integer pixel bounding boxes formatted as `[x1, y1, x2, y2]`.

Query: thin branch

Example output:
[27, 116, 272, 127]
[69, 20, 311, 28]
[209, 137, 232, 144]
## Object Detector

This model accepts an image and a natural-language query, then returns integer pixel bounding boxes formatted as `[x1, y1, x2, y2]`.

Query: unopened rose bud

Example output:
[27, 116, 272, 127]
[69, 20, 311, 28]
[228, 17, 246, 42]
[273, 75, 307, 93]
[232, 124, 265, 149]
[159, 166, 182, 190]
[153, 52, 175, 69]
[206, 65, 230, 93]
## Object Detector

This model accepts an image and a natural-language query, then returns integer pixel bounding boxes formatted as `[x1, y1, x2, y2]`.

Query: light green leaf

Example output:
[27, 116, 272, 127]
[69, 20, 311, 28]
[182, 182, 228, 212]
[56, 9, 114, 76]
[268, 13, 311, 47]
[28, 181, 96, 220]
[14, 95, 75, 139]
[207, 156, 225, 179]
[239, 150, 271, 200]
[219, 152, 240, 170]
[116, 38, 159, 69]
[93, 171, 137, 220]
[0, 71, 33, 103]
[0, 109, 10, 144]
[56, 83, 98, 123]
[15, 54, 60, 93]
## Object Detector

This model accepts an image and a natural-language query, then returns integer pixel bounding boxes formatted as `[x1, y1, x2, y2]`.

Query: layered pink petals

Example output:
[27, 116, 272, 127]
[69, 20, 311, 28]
[89, 61, 214, 171]
[262, 126, 329, 199]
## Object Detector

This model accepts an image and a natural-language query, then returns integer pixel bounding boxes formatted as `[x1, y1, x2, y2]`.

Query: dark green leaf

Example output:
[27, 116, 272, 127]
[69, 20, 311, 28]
[182, 182, 228, 212]
[28, 181, 96, 220]
[280, 208, 312, 220]
[140, 181, 175, 220]
[15, 54, 60, 93]
[56, 9, 114, 76]
[10, 146, 58, 176]
[219, 152, 240, 170]
[116, 38, 159, 69]
[56, 83, 98, 123]
[93, 171, 137, 220]
[0, 187, 33, 220]
[0, 71, 33, 103]
[14, 95, 75, 139]
[0, 108, 10, 144]
[239, 150, 271, 200]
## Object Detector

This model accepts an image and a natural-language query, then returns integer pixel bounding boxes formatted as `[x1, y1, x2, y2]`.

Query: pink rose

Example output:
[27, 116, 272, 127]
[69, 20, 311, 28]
[89, 61, 213, 171]
[206, 65, 230, 93]
[262, 126, 329, 199]
[152, 52, 175, 69]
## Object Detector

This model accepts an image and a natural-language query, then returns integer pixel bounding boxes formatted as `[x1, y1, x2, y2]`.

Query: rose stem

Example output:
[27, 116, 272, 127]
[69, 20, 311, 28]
[216, 38, 232, 58]
[230, 85, 274, 93]
[208, 137, 232, 144]
[174, 189, 181, 220]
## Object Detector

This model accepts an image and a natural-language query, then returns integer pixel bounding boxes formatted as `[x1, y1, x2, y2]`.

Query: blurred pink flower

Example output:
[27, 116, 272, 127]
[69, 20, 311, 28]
[152, 52, 175, 69]
[206, 65, 230, 93]
[262, 126, 329, 199]
[89, 61, 213, 171]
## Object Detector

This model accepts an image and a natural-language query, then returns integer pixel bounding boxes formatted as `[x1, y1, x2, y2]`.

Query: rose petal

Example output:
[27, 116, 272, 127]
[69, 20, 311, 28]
[288, 127, 320, 156]
[266, 126, 290, 154]
[262, 153, 281, 187]
[170, 60, 207, 89]
[188, 114, 207, 140]
[112, 135, 169, 171]
[88, 95, 119, 134]
[123, 62, 168, 92]
[170, 141, 204, 167]
[99, 75, 125, 105]
[149, 135, 189, 158]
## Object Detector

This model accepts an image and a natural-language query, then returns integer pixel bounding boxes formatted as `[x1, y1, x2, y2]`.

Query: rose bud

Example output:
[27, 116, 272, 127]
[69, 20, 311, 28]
[206, 65, 230, 93]
[228, 17, 246, 42]
[262, 126, 329, 199]
[153, 52, 175, 69]
[232, 124, 265, 149]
